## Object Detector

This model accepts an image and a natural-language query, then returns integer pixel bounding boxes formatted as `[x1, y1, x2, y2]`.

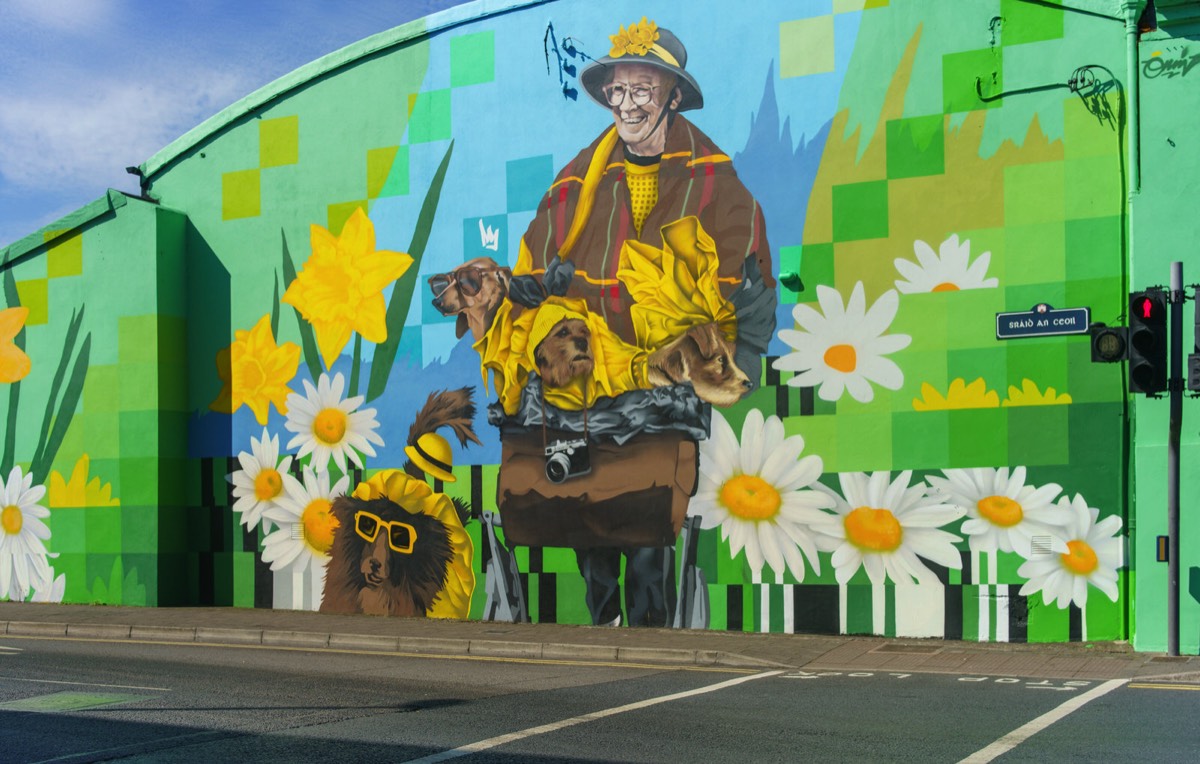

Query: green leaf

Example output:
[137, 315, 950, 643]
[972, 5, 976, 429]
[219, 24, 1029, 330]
[366, 139, 455, 402]
[1, 262, 22, 476]
[349, 333, 362, 398]
[31, 333, 90, 485]
[31, 307, 84, 474]
[271, 272, 281, 339]
[281, 229, 322, 385]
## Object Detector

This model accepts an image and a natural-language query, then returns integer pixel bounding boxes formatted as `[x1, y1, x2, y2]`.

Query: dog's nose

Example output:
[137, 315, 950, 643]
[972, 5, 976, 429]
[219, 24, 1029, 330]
[369, 559, 381, 572]
[431, 296, 444, 310]
[742, 379, 753, 390]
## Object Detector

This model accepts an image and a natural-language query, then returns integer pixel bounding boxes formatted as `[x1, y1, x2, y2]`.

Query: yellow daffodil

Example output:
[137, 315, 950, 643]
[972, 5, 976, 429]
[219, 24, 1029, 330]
[48, 454, 119, 508]
[610, 17, 659, 58]
[282, 207, 413, 369]
[0, 306, 31, 384]
[1002, 378, 1072, 407]
[912, 377, 1000, 411]
[210, 314, 301, 425]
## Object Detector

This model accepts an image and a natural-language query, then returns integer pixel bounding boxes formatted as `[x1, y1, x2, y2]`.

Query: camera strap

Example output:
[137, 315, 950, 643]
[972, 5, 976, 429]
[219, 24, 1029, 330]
[539, 379, 588, 453]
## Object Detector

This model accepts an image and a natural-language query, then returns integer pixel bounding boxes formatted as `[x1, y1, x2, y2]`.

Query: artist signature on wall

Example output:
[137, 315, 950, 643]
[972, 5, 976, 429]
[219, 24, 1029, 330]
[1143, 47, 1200, 79]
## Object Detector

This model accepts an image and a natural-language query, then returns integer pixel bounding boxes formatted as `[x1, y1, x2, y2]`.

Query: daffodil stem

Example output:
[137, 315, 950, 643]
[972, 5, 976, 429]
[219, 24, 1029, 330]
[349, 334, 362, 398]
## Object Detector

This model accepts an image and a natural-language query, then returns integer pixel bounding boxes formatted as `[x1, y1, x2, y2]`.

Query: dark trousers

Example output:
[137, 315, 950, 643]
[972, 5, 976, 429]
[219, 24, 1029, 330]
[574, 545, 676, 627]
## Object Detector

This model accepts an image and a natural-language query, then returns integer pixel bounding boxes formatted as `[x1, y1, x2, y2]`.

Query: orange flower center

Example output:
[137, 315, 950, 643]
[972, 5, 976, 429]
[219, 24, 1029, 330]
[1, 505, 21, 535]
[301, 498, 338, 554]
[313, 408, 348, 445]
[234, 356, 267, 394]
[932, 282, 960, 292]
[719, 474, 781, 520]
[844, 507, 902, 552]
[253, 468, 284, 501]
[1061, 539, 1099, 575]
[977, 495, 1023, 527]
[824, 344, 857, 373]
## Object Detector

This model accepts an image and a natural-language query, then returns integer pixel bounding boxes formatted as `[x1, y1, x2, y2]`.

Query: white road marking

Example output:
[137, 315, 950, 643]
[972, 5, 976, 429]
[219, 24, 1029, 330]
[404, 670, 785, 763]
[958, 678, 1128, 763]
[0, 676, 170, 691]
[0, 645, 23, 653]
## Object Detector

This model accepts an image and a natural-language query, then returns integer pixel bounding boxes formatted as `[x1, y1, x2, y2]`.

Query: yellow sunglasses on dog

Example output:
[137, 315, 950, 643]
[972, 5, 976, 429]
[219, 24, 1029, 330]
[354, 510, 418, 554]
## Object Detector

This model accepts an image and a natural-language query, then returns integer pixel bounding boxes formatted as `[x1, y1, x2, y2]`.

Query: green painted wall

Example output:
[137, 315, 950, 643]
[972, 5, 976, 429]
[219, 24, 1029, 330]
[9, 1, 1198, 649]
[1128, 7, 1200, 652]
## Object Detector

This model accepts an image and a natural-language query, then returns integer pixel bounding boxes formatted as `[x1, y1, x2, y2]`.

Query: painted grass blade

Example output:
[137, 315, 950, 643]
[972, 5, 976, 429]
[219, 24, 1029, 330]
[31, 333, 90, 485]
[31, 307, 84, 473]
[281, 229, 323, 385]
[1, 262, 23, 476]
[366, 139, 454, 402]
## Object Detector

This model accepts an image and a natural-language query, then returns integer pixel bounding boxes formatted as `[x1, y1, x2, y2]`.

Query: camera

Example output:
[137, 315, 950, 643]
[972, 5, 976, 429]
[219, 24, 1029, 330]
[544, 437, 591, 483]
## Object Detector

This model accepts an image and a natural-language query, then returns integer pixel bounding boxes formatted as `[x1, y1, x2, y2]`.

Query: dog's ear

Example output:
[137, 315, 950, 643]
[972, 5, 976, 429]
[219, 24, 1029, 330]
[689, 323, 724, 358]
[660, 343, 690, 383]
[496, 267, 512, 295]
[455, 313, 470, 339]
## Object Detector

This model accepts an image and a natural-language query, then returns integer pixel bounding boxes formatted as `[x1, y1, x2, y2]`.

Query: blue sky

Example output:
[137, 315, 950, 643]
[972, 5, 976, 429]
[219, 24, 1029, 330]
[0, 0, 471, 247]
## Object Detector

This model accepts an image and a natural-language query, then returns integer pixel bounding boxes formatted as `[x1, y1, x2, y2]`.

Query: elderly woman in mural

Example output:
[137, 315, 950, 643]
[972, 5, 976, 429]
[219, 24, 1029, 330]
[448, 18, 776, 627]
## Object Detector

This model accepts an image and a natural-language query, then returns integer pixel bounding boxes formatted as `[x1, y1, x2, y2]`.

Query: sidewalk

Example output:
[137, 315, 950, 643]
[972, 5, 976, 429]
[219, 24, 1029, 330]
[2, 602, 1196, 682]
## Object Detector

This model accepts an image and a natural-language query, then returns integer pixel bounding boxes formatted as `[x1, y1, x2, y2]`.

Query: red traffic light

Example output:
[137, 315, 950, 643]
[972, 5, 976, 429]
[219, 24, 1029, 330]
[1138, 297, 1157, 320]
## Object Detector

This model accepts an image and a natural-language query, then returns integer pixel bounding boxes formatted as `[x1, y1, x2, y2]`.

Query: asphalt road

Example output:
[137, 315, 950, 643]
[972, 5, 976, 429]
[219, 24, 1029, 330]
[1, 636, 1197, 763]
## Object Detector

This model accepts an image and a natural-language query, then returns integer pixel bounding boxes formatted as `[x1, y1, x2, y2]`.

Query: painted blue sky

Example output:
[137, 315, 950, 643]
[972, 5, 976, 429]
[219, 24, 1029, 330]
[0, 0, 471, 247]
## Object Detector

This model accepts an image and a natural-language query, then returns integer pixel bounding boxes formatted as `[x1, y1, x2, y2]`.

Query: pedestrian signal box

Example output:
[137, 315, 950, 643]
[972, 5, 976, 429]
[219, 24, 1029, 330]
[1128, 289, 1168, 394]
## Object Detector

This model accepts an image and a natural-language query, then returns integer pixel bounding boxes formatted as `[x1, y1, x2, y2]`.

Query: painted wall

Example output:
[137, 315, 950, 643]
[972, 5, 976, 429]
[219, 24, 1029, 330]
[0, 192, 187, 606]
[1129, 3, 1200, 653]
[8, 0, 1184, 645]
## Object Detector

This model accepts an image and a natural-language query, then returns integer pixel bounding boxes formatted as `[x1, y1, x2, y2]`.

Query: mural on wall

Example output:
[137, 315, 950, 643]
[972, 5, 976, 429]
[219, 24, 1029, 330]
[2, 1, 1137, 645]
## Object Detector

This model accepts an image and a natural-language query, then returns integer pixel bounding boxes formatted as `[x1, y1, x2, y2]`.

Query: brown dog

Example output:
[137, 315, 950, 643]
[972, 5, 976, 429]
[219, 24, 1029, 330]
[429, 257, 512, 341]
[320, 495, 454, 617]
[534, 318, 595, 388]
[647, 322, 752, 408]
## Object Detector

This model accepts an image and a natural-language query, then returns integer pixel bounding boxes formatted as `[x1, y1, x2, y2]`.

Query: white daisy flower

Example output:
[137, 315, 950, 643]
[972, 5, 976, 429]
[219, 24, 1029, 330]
[926, 467, 1070, 556]
[1018, 494, 1123, 610]
[773, 282, 911, 403]
[814, 471, 965, 585]
[690, 410, 834, 582]
[894, 234, 998, 294]
[0, 466, 52, 601]
[30, 567, 66, 603]
[229, 428, 293, 533]
[284, 372, 384, 474]
[260, 466, 348, 574]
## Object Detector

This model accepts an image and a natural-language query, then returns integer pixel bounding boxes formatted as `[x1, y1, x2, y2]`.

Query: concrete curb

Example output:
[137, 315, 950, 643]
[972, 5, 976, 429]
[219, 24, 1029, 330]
[0, 619, 784, 670]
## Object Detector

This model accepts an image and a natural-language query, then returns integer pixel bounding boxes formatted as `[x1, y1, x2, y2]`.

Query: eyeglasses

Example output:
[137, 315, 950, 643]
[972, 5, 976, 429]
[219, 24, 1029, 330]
[428, 266, 501, 299]
[354, 510, 418, 554]
[601, 83, 662, 107]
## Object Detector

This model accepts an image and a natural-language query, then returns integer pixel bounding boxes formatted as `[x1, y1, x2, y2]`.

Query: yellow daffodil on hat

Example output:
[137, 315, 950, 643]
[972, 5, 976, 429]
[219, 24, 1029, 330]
[351, 470, 474, 619]
[581, 18, 704, 112]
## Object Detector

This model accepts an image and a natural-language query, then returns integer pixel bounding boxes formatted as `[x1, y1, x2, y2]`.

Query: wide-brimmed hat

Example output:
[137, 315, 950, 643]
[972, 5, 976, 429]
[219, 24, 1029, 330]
[581, 18, 703, 112]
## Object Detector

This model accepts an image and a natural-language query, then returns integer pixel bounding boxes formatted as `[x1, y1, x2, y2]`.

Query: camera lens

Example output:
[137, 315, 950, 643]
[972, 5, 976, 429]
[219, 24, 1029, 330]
[545, 452, 570, 484]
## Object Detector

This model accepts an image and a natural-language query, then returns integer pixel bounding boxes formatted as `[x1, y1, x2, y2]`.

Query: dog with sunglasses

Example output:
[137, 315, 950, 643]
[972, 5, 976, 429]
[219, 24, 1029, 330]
[429, 257, 513, 341]
[320, 389, 478, 617]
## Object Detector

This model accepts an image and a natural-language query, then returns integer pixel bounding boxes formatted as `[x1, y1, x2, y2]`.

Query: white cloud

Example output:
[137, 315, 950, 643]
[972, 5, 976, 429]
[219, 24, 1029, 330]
[0, 68, 251, 194]
[1, 0, 119, 34]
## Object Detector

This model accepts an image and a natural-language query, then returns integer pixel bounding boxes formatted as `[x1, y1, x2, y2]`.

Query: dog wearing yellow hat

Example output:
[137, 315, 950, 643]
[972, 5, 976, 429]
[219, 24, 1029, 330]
[320, 388, 480, 618]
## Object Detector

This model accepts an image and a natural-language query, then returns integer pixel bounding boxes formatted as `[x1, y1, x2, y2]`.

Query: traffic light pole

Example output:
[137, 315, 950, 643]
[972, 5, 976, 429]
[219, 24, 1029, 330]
[1167, 261, 1183, 657]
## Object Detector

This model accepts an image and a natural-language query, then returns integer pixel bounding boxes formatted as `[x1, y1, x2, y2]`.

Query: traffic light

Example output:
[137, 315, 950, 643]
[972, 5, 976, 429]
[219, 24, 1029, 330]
[1128, 289, 1167, 394]
[1089, 324, 1128, 363]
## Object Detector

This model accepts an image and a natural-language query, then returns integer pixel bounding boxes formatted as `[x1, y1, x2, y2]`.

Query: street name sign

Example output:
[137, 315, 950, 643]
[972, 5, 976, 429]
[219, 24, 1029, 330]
[995, 304, 1090, 340]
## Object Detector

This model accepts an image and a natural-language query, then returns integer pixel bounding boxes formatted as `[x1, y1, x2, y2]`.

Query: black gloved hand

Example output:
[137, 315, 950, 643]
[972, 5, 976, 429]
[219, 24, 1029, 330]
[508, 274, 547, 308]
[543, 256, 576, 297]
